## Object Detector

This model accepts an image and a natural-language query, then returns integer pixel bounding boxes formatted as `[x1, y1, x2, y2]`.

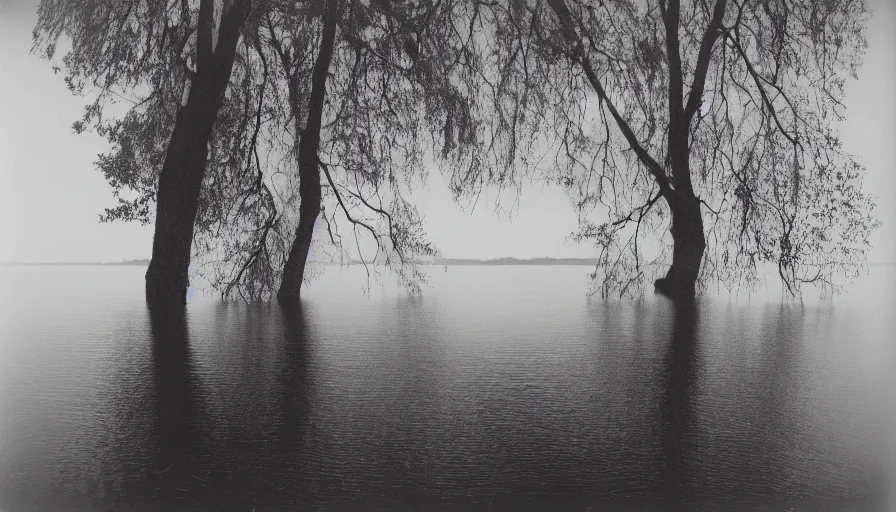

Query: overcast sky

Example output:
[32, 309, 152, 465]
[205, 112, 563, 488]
[1, 0, 894, 263]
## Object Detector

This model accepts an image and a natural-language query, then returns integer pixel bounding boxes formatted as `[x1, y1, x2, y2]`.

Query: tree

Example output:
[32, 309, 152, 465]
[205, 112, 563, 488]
[36, 0, 478, 302]
[145, 0, 251, 301]
[201, 0, 462, 301]
[272, 0, 482, 299]
[454, 0, 878, 298]
[274, 0, 339, 300]
[197, 0, 503, 301]
[34, 0, 252, 301]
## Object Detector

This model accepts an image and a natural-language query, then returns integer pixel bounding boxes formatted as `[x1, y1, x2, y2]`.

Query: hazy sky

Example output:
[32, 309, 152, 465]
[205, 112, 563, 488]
[1, 0, 894, 263]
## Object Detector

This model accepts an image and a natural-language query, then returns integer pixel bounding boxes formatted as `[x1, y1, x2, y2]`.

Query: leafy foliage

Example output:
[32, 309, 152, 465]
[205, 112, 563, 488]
[449, 0, 878, 298]
[35, 0, 476, 301]
[34, 0, 879, 299]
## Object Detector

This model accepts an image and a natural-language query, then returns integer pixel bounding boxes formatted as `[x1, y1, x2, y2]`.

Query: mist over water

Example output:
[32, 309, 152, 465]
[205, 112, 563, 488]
[0, 265, 893, 511]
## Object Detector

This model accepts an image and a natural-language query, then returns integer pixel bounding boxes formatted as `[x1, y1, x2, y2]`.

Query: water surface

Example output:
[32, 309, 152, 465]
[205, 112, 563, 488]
[0, 265, 893, 511]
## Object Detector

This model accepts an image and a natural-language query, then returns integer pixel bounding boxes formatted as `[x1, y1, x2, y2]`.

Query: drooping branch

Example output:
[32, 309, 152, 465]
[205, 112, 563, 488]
[546, 0, 671, 193]
[502, 0, 876, 298]
[612, 189, 663, 227]
[722, 26, 800, 149]
[345, 171, 404, 264]
[223, 184, 278, 299]
[319, 160, 381, 251]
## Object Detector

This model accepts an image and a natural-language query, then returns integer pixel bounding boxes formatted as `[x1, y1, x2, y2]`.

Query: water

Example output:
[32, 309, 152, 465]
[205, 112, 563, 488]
[0, 265, 893, 511]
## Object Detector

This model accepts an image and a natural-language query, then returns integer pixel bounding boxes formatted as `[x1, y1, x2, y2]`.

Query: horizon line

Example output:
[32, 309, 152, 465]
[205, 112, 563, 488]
[3, 258, 896, 267]
[1, 256, 601, 266]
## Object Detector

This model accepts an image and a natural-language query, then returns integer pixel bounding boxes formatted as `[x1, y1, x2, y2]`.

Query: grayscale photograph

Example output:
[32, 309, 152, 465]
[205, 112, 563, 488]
[0, 0, 894, 510]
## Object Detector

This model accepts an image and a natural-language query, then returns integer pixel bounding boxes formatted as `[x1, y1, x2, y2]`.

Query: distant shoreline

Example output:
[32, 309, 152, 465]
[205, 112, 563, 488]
[1, 258, 602, 267]
[1, 260, 152, 267]
[4, 259, 894, 267]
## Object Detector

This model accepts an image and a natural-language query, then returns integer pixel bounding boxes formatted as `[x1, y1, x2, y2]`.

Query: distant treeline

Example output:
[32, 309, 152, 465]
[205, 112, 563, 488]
[3, 258, 600, 267]
[343, 257, 600, 266]
[3, 259, 151, 266]
[432, 257, 598, 266]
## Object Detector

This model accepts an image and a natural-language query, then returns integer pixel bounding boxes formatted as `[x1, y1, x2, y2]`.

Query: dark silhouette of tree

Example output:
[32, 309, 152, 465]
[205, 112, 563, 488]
[146, 301, 205, 505]
[274, 0, 338, 300]
[197, 0, 502, 301]
[658, 299, 699, 508]
[205, 0, 471, 300]
[271, 0, 482, 299]
[34, 0, 480, 302]
[36, 0, 875, 300]
[34, 0, 252, 301]
[452, 0, 878, 298]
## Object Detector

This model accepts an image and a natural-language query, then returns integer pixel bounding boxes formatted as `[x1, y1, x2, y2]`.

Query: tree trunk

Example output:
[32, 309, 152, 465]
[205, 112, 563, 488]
[145, 3, 248, 302]
[277, 163, 322, 300]
[655, 192, 706, 298]
[277, 0, 338, 301]
[144, 98, 215, 302]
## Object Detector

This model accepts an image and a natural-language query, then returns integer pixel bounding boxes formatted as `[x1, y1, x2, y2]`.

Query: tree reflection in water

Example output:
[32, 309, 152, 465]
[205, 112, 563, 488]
[658, 298, 700, 511]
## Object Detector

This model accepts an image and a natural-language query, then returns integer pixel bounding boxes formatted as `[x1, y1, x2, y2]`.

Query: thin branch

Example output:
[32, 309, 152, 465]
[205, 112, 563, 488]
[612, 189, 663, 226]
[319, 160, 380, 244]
[722, 27, 800, 149]
[547, 0, 671, 193]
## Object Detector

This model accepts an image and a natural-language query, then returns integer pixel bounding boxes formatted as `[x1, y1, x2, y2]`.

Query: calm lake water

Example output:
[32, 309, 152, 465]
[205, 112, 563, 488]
[0, 265, 894, 511]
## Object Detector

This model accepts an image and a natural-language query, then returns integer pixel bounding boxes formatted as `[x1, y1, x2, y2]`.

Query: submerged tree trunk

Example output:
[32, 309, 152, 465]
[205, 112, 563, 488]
[277, 0, 339, 301]
[545, 0, 711, 299]
[145, 1, 248, 302]
[278, 161, 322, 299]
[655, 192, 706, 298]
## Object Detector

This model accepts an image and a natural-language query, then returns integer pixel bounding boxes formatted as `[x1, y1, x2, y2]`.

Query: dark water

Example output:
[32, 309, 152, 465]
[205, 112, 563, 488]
[0, 265, 894, 511]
